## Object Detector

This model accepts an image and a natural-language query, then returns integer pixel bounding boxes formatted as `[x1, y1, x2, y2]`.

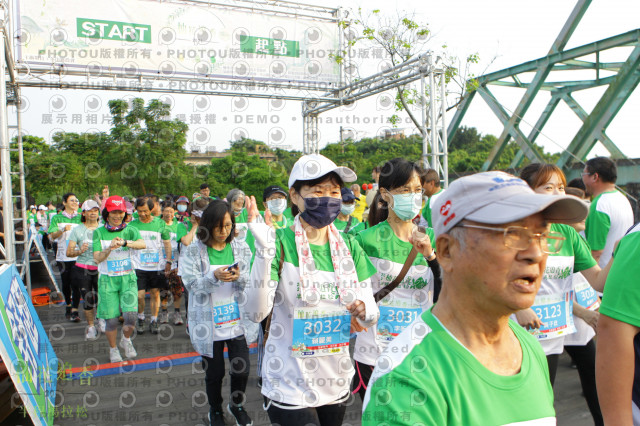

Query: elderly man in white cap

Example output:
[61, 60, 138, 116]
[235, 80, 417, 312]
[362, 171, 588, 425]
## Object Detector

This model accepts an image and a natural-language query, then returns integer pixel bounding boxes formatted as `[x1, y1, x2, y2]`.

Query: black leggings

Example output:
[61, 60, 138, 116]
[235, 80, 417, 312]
[70, 265, 99, 310]
[58, 261, 77, 310]
[351, 360, 375, 402]
[201, 335, 250, 409]
[546, 339, 603, 426]
[266, 399, 347, 426]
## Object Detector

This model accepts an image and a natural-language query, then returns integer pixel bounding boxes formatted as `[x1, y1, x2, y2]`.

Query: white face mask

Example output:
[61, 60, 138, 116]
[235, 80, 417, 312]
[177, 204, 187, 212]
[266, 198, 287, 215]
[340, 203, 356, 216]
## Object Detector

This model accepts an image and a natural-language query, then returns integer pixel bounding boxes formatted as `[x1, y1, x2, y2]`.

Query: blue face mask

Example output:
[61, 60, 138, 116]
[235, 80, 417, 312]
[391, 193, 423, 221]
[340, 203, 356, 216]
[266, 198, 287, 215]
[301, 197, 342, 229]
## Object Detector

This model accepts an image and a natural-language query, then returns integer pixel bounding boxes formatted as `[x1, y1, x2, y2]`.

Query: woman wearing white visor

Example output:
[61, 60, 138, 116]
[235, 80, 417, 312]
[245, 154, 379, 426]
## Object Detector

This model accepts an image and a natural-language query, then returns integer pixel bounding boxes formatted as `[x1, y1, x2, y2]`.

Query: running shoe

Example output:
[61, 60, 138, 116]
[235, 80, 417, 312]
[109, 348, 123, 363]
[97, 318, 106, 333]
[119, 337, 137, 358]
[136, 318, 145, 334]
[209, 408, 225, 426]
[173, 311, 184, 326]
[149, 320, 159, 335]
[159, 310, 169, 324]
[70, 311, 81, 322]
[227, 404, 253, 426]
[85, 326, 98, 340]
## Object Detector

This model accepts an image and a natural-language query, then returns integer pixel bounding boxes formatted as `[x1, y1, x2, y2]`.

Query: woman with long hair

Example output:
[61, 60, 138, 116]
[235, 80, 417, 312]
[179, 200, 253, 426]
[517, 163, 612, 426]
[351, 158, 439, 401]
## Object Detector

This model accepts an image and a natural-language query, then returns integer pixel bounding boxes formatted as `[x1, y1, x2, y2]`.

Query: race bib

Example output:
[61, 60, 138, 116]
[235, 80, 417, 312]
[291, 306, 351, 358]
[530, 292, 575, 340]
[574, 280, 600, 311]
[140, 249, 160, 267]
[107, 256, 132, 277]
[376, 306, 422, 344]
[213, 298, 240, 330]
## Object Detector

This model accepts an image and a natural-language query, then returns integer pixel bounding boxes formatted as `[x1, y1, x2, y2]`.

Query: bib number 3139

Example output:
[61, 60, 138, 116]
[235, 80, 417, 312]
[291, 306, 351, 358]
[213, 298, 240, 330]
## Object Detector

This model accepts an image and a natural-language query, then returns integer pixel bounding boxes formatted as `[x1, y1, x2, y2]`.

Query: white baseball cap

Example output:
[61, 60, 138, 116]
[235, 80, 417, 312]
[433, 171, 589, 237]
[288, 154, 357, 188]
[38, 204, 46, 210]
[81, 200, 100, 211]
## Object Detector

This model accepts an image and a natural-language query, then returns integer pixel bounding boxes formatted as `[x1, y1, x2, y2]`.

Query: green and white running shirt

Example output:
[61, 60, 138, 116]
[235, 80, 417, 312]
[48, 213, 82, 262]
[421, 188, 444, 228]
[585, 190, 633, 267]
[128, 217, 171, 271]
[334, 216, 366, 235]
[362, 308, 556, 425]
[354, 220, 435, 366]
[246, 222, 378, 408]
[526, 223, 596, 355]
[163, 221, 189, 270]
[92, 226, 142, 278]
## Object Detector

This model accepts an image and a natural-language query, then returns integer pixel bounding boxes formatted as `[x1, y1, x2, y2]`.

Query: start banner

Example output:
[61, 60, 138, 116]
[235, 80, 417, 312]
[16, 0, 341, 85]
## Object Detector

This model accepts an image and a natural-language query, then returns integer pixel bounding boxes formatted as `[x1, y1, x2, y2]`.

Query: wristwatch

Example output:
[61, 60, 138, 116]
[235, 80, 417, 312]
[123, 240, 128, 247]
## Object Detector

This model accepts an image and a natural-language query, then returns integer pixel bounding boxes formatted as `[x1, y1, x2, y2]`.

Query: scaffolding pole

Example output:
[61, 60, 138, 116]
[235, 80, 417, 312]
[0, 27, 15, 263]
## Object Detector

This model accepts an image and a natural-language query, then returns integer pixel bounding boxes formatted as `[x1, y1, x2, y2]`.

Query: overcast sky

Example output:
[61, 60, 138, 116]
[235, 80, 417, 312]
[16, 0, 640, 159]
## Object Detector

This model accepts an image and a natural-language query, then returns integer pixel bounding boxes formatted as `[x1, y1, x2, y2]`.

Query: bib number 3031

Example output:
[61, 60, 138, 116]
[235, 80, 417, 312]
[376, 306, 422, 343]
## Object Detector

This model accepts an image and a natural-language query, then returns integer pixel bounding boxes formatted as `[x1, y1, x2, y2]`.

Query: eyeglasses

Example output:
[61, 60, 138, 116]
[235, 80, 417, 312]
[457, 224, 565, 254]
[581, 172, 593, 177]
[68, 199, 79, 203]
[391, 187, 425, 196]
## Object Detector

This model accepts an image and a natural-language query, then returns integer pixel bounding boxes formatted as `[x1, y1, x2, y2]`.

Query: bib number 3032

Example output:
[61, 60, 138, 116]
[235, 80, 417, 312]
[291, 306, 351, 358]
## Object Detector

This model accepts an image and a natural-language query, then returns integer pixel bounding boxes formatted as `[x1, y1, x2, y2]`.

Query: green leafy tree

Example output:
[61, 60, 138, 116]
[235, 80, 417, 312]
[107, 98, 188, 195]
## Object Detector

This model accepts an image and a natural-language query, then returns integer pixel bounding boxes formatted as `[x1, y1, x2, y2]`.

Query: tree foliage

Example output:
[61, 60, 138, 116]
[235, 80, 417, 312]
[19, 103, 556, 205]
[335, 8, 480, 135]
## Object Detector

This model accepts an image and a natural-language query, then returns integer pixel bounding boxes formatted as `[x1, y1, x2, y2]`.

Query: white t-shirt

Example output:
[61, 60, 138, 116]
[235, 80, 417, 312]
[585, 190, 633, 268]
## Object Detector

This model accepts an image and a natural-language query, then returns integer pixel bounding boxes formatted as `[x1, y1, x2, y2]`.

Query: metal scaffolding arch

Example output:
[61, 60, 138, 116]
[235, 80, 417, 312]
[447, 0, 639, 171]
[302, 51, 450, 186]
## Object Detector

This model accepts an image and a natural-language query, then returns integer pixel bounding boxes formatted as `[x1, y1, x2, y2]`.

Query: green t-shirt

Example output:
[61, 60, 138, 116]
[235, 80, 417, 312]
[600, 226, 640, 327]
[334, 216, 367, 235]
[421, 188, 444, 228]
[362, 308, 556, 425]
[48, 213, 83, 261]
[356, 220, 435, 266]
[92, 225, 142, 277]
[207, 244, 234, 266]
[585, 191, 613, 251]
[128, 217, 171, 271]
[163, 220, 189, 267]
[69, 224, 99, 266]
[271, 227, 377, 284]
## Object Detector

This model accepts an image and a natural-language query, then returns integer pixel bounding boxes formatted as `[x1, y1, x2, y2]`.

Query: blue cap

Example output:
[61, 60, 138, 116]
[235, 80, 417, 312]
[341, 187, 359, 202]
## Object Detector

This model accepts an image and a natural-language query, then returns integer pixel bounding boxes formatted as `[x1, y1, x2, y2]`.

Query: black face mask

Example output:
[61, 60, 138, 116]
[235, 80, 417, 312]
[300, 197, 342, 229]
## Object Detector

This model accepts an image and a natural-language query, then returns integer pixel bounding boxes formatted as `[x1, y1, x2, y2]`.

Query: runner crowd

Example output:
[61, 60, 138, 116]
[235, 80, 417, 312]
[30, 154, 639, 425]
